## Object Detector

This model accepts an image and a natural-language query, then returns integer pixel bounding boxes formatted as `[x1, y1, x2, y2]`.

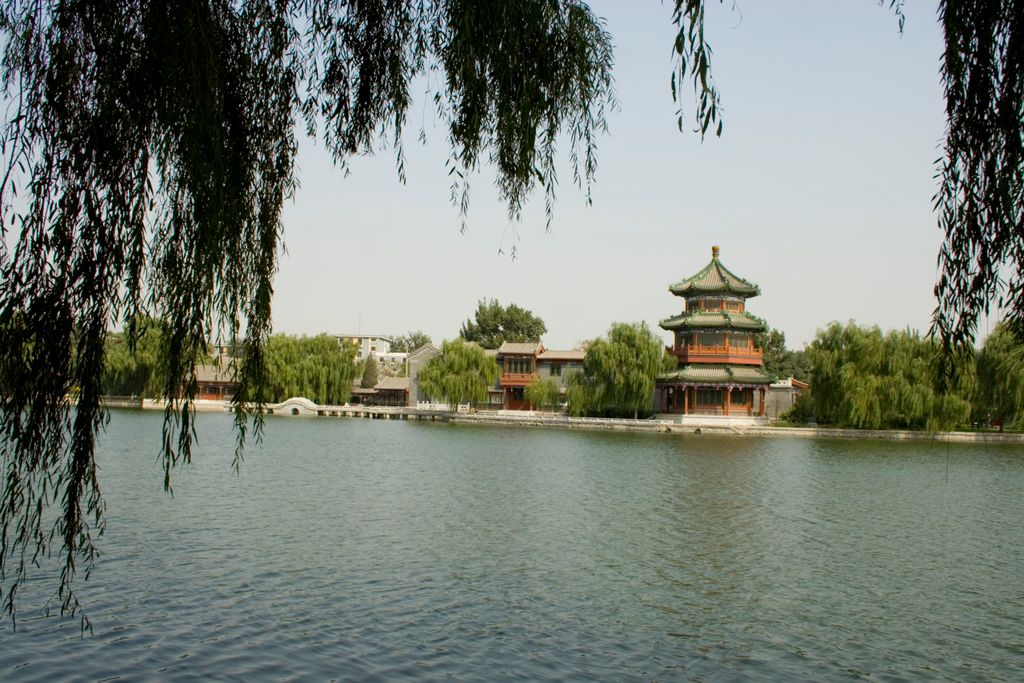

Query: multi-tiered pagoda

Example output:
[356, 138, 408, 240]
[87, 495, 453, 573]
[656, 246, 774, 417]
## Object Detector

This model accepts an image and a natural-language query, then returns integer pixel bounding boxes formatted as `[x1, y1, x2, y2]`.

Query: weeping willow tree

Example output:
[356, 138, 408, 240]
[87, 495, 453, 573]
[524, 377, 561, 412]
[973, 322, 1024, 430]
[103, 319, 168, 398]
[570, 322, 664, 419]
[260, 334, 356, 405]
[565, 369, 593, 417]
[808, 322, 973, 430]
[417, 340, 499, 409]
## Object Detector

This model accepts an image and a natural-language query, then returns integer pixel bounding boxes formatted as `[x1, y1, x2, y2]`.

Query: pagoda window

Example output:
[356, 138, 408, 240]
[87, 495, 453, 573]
[728, 333, 752, 349]
[689, 298, 724, 312]
[730, 389, 749, 405]
[696, 332, 725, 347]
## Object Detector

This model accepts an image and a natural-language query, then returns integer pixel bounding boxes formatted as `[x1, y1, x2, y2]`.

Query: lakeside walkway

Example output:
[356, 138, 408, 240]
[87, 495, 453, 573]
[107, 396, 1024, 445]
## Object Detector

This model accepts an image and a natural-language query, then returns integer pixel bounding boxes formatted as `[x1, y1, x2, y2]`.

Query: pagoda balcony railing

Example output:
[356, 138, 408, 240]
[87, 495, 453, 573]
[673, 344, 763, 366]
[500, 372, 538, 387]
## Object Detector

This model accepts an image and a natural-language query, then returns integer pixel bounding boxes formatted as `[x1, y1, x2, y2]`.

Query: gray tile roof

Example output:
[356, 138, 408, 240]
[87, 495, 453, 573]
[407, 343, 440, 359]
[496, 342, 543, 355]
[537, 349, 585, 361]
[658, 364, 774, 386]
[195, 364, 236, 383]
[376, 376, 410, 391]
[659, 311, 766, 332]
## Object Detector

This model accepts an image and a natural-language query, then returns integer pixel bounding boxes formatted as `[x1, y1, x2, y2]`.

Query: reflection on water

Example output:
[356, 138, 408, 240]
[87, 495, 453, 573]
[2, 412, 1023, 681]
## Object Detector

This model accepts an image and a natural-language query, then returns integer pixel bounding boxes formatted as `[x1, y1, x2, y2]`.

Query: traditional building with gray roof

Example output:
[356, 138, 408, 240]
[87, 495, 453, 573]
[494, 341, 584, 410]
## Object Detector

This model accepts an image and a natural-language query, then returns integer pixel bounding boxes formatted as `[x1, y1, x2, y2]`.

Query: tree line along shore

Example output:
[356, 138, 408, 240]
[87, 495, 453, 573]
[99, 300, 1024, 433]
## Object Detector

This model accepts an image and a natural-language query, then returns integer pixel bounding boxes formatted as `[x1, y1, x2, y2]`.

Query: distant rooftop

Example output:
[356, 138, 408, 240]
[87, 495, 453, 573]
[195, 364, 235, 383]
[538, 349, 585, 361]
[496, 342, 543, 355]
[376, 376, 410, 391]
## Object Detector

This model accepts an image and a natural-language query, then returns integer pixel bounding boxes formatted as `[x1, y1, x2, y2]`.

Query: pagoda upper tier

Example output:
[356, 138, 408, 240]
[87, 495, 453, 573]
[659, 245, 769, 367]
[667, 244, 760, 299]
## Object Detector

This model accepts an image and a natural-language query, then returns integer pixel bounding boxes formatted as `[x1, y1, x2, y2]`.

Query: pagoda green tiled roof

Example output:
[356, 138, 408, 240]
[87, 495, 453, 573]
[658, 364, 775, 386]
[659, 310, 767, 332]
[668, 246, 760, 298]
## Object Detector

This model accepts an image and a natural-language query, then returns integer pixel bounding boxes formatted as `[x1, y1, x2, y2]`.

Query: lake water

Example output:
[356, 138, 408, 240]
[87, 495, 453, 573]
[1, 411, 1023, 681]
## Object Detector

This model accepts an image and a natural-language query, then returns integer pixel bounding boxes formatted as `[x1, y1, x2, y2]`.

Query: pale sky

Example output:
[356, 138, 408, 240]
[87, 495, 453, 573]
[272, 1, 958, 350]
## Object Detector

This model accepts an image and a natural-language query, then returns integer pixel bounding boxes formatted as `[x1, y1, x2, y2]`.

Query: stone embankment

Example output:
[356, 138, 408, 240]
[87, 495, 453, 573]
[448, 412, 1024, 444]
[110, 396, 1024, 444]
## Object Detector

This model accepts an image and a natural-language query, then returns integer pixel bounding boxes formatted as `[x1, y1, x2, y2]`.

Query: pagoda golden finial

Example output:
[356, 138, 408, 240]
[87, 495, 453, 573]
[712, 245, 720, 258]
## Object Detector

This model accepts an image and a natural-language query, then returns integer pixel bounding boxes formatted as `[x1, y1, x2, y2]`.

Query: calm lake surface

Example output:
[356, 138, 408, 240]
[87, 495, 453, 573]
[2, 411, 1023, 681]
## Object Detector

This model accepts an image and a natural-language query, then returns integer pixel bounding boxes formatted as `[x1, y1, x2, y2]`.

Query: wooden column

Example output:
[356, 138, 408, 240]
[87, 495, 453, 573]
[759, 388, 765, 416]
[723, 388, 730, 416]
[683, 387, 689, 414]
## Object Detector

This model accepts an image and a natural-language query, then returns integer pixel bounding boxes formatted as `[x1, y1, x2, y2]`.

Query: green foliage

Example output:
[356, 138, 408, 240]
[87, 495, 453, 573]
[459, 299, 547, 349]
[808, 322, 972, 431]
[103, 320, 167, 398]
[661, 348, 679, 373]
[933, 2, 1024, 353]
[261, 334, 357, 405]
[390, 331, 433, 353]
[973, 323, 1024, 430]
[779, 389, 814, 425]
[564, 370, 594, 417]
[757, 329, 786, 377]
[670, 0, 723, 138]
[418, 340, 500, 409]
[757, 327, 811, 382]
[525, 377, 561, 411]
[360, 355, 380, 389]
[573, 322, 664, 419]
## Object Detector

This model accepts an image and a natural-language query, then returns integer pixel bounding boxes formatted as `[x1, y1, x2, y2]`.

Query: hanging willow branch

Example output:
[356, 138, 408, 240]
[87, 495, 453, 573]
[933, 0, 1024, 351]
[0, 0, 615, 628]
[671, 0, 724, 138]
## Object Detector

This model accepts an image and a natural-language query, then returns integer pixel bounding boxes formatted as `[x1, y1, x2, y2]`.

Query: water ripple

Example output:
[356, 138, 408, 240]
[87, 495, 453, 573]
[2, 413, 1023, 681]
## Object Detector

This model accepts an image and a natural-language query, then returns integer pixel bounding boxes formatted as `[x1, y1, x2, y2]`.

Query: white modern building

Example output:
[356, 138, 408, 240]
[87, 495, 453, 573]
[334, 333, 392, 360]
